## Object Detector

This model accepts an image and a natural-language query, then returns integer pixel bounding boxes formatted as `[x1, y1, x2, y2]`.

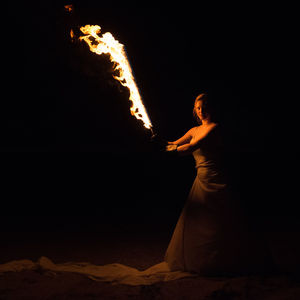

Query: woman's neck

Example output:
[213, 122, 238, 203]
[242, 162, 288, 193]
[201, 118, 212, 126]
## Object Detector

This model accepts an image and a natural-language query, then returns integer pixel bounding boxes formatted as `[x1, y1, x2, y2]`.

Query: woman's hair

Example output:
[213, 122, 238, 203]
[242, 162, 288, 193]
[193, 93, 213, 125]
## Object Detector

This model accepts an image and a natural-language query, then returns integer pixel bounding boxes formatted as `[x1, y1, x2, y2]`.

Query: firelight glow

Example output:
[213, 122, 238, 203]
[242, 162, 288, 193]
[79, 25, 153, 130]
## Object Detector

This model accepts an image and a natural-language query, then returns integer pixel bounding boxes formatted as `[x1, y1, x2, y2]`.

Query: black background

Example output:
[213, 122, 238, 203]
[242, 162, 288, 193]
[2, 1, 299, 234]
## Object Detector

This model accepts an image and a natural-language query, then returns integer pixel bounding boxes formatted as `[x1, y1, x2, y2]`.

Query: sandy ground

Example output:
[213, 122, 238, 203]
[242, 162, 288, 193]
[1, 222, 300, 300]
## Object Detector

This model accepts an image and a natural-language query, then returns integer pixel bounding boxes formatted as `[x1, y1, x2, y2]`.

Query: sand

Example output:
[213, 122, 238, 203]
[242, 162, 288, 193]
[1, 223, 300, 299]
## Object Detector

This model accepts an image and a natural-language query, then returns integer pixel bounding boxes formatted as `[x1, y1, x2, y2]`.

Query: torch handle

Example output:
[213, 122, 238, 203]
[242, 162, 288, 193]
[150, 127, 155, 138]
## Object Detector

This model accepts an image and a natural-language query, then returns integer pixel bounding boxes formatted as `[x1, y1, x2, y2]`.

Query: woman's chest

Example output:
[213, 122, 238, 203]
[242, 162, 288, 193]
[191, 127, 210, 143]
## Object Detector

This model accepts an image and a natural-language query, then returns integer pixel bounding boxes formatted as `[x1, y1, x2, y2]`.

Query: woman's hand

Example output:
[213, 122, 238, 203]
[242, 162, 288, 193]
[165, 144, 178, 152]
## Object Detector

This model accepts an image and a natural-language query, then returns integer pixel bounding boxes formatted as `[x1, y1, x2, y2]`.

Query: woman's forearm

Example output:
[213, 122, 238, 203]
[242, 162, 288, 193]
[167, 128, 195, 146]
[177, 143, 195, 155]
[168, 138, 191, 146]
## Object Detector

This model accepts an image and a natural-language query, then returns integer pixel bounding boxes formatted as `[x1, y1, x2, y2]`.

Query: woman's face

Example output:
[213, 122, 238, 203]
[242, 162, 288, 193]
[195, 100, 209, 121]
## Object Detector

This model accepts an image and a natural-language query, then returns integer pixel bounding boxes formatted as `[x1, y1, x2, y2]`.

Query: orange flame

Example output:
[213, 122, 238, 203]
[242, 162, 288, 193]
[64, 5, 74, 12]
[70, 29, 74, 41]
[79, 25, 152, 130]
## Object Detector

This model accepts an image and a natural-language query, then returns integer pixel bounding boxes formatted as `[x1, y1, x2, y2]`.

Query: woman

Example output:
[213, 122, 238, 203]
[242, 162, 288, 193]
[164, 93, 271, 275]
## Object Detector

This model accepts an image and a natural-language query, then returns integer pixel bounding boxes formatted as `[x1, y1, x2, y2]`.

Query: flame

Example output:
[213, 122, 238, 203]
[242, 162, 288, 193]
[70, 29, 74, 40]
[79, 25, 152, 130]
[64, 4, 74, 12]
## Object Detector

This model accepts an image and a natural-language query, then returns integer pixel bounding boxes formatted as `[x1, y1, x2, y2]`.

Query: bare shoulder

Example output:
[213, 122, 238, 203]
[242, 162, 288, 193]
[210, 122, 219, 131]
[206, 123, 219, 135]
[189, 126, 200, 136]
[196, 123, 218, 134]
[191, 123, 219, 141]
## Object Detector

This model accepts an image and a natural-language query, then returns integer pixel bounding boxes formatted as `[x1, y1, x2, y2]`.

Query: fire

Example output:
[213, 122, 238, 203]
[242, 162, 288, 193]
[70, 29, 74, 41]
[79, 25, 153, 130]
[64, 4, 74, 12]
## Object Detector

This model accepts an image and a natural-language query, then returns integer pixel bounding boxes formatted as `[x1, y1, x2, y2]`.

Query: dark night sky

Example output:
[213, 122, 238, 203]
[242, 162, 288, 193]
[2, 2, 299, 232]
[9, 1, 280, 152]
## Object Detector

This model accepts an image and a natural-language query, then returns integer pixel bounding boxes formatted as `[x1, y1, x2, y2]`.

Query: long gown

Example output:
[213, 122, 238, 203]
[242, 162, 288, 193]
[165, 126, 272, 275]
[0, 127, 272, 285]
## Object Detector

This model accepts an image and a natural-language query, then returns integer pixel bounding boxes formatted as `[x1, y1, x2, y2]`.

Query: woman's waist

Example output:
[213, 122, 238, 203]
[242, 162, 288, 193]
[195, 160, 217, 169]
[195, 163, 226, 181]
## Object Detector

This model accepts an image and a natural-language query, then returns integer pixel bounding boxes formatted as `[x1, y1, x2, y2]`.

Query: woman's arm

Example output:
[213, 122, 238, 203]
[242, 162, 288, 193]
[168, 127, 196, 146]
[177, 124, 218, 155]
